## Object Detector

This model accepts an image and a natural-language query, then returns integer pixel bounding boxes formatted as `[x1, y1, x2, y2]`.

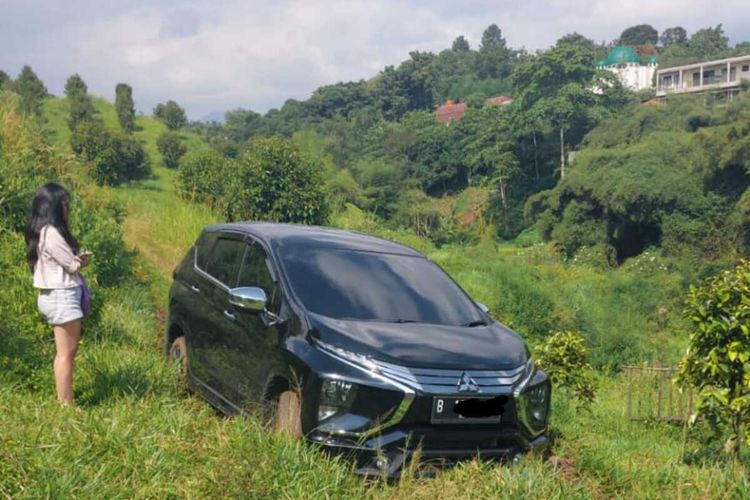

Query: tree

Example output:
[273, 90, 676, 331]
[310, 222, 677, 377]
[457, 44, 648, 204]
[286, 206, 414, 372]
[466, 106, 519, 207]
[677, 261, 750, 460]
[224, 137, 329, 224]
[0, 70, 10, 90]
[511, 41, 599, 178]
[64, 74, 95, 131]
[660, 26, 687, 47]
[224, 108, 264, 143]
[619, 24, 659, 46]
[452, 36, 470, 52]
[687, 25, 730, 59]
[154, 100, 187, 130]
[115, 83, 136, 133]
[476, 24, 512, 79]
[14, 65, 47, 118]
[156, 131, 187, 168]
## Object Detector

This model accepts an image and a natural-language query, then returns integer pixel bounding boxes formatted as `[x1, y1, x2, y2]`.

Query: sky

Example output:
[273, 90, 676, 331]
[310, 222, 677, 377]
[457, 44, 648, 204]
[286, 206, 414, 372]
[1, 0, 749, 120]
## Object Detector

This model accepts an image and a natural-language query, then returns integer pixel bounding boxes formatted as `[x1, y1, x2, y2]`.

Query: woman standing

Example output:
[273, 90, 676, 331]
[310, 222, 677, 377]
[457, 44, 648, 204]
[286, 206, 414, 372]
[25, 183, 91, 406]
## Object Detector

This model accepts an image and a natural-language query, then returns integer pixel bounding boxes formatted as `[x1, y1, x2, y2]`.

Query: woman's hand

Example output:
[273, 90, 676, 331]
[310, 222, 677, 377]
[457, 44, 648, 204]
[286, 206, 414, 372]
[79, 251, 93, 268]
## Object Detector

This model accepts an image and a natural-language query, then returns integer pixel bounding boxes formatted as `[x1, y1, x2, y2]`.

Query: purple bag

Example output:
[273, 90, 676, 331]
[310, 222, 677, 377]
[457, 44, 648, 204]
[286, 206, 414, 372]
[80, 274, 91, 317]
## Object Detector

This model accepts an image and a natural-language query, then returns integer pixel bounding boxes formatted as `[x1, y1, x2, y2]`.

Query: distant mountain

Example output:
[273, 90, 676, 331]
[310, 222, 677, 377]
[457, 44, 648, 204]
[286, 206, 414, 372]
[198, 110, 225, 123]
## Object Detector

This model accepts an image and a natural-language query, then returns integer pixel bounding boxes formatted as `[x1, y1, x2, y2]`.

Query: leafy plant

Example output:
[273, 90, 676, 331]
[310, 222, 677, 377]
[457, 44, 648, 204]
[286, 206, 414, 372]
[676, 260, 750, 460]
[536, 331, 596, 409]
[156, 132, 187, 169]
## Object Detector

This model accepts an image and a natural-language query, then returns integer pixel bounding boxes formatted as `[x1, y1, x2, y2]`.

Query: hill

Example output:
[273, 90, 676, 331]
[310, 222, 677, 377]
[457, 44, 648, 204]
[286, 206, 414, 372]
[43, 95, 209, 165]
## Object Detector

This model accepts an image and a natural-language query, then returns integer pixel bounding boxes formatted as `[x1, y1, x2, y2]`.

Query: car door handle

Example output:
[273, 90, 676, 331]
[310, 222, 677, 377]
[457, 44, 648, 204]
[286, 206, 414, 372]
[223, 310, 236, 321]
[190, 285, 200, 293]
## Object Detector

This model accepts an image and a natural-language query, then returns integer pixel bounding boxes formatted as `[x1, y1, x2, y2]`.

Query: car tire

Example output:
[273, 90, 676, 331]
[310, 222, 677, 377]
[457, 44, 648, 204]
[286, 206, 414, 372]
[274, 390, 302, 438]
[169, 336, 189, 386]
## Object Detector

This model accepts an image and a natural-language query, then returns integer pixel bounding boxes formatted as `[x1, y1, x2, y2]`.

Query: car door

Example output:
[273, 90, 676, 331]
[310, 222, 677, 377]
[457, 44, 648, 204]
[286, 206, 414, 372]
[220, 239, 287, 412]
[196, 232, 246, 402]
[177, 231, 219, 388]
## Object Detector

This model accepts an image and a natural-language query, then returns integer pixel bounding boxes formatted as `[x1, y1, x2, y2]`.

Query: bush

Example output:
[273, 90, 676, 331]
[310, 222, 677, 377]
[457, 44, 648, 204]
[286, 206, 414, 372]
[535, 331, 596, 409]
[176, 149, 229, 209]
[156, 132, 187, 169]
[223, 137, 329, 224]
[71, 121, 151, 185]
[676, 260, 750, 460]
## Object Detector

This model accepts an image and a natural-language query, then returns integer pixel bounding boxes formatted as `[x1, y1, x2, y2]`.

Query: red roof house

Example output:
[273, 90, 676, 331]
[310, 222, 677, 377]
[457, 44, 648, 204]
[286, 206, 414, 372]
[435, 100, 466, 124]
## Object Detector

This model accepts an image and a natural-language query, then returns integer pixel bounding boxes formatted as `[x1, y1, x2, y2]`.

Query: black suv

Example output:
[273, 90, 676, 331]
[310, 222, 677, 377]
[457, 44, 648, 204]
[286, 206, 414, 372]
[166, 223, 550, 475]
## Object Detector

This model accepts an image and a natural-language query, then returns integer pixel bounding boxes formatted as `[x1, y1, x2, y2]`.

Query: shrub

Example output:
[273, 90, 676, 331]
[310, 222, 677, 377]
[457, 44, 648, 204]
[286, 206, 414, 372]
[676, 260, 750, 460]
[224, 137, 329, 224]
[156, 132, 187, 168]
[70, 121, 151, 185]
[535, 331, 596, 409]
[176, 149, 229, 209]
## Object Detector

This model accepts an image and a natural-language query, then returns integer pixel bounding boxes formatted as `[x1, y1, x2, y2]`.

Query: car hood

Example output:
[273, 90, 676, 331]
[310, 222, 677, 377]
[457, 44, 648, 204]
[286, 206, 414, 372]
[307, 313, 528, 370]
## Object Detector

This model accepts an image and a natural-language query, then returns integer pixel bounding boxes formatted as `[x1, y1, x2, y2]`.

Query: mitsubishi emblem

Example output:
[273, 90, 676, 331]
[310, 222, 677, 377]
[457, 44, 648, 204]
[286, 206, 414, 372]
[457, 371, 480, 393]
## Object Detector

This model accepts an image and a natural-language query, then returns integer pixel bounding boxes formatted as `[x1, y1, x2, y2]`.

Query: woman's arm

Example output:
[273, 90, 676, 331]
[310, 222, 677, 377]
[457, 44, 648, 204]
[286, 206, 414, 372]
[42, 226, 82, 275]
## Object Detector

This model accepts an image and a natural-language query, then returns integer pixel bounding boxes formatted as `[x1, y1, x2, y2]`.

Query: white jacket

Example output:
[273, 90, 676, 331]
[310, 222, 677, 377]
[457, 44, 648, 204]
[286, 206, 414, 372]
[32, 225, 83, 289]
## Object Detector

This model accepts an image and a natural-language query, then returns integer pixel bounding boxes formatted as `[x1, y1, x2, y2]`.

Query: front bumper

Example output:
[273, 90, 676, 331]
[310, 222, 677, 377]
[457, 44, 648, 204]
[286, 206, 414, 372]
[298, 341, 551, 476]
[309, 425, 549, 477]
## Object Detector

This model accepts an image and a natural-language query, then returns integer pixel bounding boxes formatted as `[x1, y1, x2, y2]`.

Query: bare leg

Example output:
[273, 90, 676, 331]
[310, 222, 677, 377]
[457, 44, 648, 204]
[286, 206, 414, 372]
[53, 319, 81, 405]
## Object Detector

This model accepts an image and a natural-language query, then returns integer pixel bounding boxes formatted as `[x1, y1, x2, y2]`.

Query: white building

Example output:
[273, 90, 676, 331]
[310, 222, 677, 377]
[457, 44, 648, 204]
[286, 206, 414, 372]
[656, 54, 750, 97]
[597, 46, 657, 92]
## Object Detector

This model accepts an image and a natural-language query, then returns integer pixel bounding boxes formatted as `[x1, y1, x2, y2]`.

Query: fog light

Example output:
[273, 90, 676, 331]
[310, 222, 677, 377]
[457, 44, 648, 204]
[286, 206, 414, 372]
[318, 379, 357, 422]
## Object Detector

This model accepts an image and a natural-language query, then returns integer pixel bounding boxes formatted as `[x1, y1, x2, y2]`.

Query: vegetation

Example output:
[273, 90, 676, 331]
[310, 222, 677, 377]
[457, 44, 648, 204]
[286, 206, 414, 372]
[115, 83, 136, 133]
[527, 94, 750, 264]
[64, 73, 95, 130]
[3, 19, 750, 498]
[156, 131, 187, 169]
[13, 65, 47, 118]
[536, 331, 596, 409]
[677, 260, 750, 460]
[70, 120, 151, 185]
[178, 137, 329, 224]
[154, 99, 187, 130]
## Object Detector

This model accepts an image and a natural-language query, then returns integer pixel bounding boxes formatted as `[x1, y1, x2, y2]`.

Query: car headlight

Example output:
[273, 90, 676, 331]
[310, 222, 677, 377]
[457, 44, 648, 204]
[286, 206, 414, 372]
[517, 377, 551, 435]
[318, 379, 357, 422]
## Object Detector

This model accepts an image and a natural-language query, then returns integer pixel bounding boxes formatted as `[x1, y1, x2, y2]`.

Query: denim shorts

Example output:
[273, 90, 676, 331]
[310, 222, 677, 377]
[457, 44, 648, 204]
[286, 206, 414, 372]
[37, 286, 83, 326]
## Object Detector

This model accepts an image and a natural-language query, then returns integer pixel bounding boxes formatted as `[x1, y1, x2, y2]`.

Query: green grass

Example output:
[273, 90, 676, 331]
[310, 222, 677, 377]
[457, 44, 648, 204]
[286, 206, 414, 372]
[3, 163, 749, 497]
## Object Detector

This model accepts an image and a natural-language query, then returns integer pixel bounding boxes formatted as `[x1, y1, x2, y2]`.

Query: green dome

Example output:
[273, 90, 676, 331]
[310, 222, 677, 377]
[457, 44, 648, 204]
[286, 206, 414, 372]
[600, 46, 640, 66]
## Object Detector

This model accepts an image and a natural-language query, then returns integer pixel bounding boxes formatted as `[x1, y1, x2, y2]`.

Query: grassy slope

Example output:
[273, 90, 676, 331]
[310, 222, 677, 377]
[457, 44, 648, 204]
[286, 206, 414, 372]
[3, 100, 749, 496]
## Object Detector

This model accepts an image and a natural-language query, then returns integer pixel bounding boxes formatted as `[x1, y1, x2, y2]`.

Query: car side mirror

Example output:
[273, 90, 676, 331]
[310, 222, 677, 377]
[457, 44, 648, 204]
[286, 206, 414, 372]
[229, 286, 267, 312]
[476, 302, 490, 314]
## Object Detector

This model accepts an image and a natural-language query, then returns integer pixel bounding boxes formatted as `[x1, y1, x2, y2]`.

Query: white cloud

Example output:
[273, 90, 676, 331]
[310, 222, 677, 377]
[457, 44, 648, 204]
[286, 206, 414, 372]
[0, 0, 748, 118]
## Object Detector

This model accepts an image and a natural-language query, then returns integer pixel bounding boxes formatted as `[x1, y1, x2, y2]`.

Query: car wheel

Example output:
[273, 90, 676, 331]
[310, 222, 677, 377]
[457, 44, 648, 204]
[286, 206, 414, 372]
[169, 336, 189, 386]
[273, 390, 302, 438]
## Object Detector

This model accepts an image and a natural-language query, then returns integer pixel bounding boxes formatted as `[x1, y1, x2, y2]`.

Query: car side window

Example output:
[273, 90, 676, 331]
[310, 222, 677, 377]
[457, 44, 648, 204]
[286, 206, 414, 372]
[195, 231, 218, 270]
[237, 243, 281, 313]
[204, 237, 245, 287]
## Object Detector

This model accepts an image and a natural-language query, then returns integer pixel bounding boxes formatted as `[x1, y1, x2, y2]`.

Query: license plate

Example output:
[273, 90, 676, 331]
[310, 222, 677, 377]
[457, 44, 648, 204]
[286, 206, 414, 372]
[431, 395, 508, 424]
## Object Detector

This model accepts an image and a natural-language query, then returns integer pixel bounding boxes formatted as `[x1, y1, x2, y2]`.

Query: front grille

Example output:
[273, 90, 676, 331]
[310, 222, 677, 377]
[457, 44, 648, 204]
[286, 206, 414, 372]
[373, 359, 528, 395]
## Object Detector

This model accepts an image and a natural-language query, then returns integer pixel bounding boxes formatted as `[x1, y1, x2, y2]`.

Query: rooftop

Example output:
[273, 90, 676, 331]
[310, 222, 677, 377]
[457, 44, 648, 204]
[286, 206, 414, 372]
[206, 222, 423, 256]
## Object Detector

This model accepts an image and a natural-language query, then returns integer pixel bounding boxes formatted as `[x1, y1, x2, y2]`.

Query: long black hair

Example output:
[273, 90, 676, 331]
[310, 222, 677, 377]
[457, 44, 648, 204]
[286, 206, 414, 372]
[25, 182, 79, 272]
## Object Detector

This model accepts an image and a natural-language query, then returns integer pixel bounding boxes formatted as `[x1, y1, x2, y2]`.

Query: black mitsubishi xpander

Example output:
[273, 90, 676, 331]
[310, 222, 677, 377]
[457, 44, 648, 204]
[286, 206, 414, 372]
[166, 223, 550, 476]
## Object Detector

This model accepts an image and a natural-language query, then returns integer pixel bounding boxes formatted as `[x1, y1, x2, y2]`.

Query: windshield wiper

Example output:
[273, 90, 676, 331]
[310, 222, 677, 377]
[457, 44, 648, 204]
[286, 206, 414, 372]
[382, 318, 419, 324]
[462, 319, 488, 327]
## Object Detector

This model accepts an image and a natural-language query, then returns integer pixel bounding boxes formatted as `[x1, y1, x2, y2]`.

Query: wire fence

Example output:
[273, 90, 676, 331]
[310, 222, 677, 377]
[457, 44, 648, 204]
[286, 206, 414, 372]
[623, 365, 695, 422]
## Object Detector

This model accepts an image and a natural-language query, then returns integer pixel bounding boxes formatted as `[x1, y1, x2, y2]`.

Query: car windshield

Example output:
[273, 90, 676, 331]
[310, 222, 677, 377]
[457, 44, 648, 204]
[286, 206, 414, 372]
[277, 245, 483, 326]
